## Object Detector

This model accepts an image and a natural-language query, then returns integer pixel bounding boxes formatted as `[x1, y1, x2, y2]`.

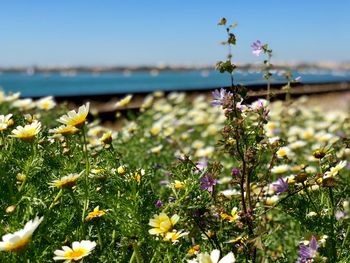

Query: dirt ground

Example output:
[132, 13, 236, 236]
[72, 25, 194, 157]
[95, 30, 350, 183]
[304, 91, 350, 111]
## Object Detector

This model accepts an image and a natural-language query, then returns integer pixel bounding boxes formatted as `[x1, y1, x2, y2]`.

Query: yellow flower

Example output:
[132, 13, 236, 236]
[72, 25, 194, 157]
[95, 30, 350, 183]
[172, 180, 185, 189]
[115, 95, 133, 108]
[188, 245, 200, 256]
[51, 173, 81, 188]
[220, 207, 239, 223]
[149, 213, 179, 235]
[150, 125, 161, 136]
[58, 103, 90, 127]
[0, 216, 43, 252]
[10, 121, 41, 139]
[117, 165, 126, 174]
[163, 230, 189, 243]
[49, 125, 79, 135]
[85, 206, 106, 221]
[134, 169, 145, 184]
[36, 96, 56, 110]
[53, 240, 96, 261]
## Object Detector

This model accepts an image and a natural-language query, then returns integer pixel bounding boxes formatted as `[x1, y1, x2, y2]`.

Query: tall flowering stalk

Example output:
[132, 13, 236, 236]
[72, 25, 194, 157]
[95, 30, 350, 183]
[251, 40, 273, 101]
[215, 18, 269, 261]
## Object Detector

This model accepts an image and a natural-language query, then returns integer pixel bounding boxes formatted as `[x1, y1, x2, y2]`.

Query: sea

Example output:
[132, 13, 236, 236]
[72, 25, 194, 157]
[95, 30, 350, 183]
[0, 69, 350, 97]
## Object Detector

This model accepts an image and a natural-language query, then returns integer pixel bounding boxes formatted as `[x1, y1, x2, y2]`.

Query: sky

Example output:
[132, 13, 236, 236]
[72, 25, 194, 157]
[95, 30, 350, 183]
[1, 0, 349, 66]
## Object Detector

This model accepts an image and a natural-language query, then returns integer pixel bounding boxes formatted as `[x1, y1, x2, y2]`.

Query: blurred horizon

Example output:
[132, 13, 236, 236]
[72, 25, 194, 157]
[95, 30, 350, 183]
[1, 0, 349, 67]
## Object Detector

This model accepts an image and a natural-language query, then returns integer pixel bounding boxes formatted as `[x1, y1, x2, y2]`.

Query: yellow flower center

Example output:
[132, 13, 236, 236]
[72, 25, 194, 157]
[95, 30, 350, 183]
[5, 238, 30, 252]
[64, 248, 87, 259]
[54, 178, 77, 188]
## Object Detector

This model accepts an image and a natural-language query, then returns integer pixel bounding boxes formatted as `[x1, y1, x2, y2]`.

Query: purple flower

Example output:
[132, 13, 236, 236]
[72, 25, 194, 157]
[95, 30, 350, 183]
[249, 99, 268, 111]
[160, 180, 169, 185]
[200, 174, 217, 193]
[196, 158, 208, 172]
[251, 40, 264, 56]
[211, 88, 232, 107]
[297, 236, 318, 262]
[273, 177, 288, 195]
[155, 200, 163, 208]
[335, 210, 346, 220]
[232, 168, 241, 178]
[263, 109, 270, 117]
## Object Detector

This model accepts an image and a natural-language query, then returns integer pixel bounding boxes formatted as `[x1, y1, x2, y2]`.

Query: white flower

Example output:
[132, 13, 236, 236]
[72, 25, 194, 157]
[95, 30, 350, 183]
[50, 173, 81, 188]
[190, 249, 235, 263]
[53, 240, 96, 261]
[10, 121, 41, 139]
[115, 95, 133, 108]
[324, 160, 347, 178]
[271, 164, 289, 174]
[288, 140, 307, 150]
[12, 98, 35, 111]
[5, 92, 20, 102]
[0, 216, 43, 252]
[276, 146, 291, 158]
[58, 103, 90, 127]
[266, 195, 279, 205]
[36, 96, 56, 110]
[0, 114, 13, 131]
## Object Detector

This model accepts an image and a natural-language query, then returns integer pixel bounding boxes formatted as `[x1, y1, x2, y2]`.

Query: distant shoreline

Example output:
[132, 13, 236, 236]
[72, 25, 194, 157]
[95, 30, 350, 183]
[1, 62, 349, 74]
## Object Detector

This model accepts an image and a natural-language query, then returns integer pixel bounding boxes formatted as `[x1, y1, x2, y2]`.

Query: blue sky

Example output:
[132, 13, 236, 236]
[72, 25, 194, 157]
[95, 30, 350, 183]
[1, 0, 349, 66]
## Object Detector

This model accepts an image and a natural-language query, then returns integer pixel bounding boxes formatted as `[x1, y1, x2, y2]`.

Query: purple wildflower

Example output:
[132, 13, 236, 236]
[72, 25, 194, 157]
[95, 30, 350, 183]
[200, 174, 217, 193]
[335, 210, 346, 221]
[263, 109, 270, 117]
[272, 128, 281, 134]
[249, 98, 268, 111]
[232, 168, 241, 178]
[155, 200, 163, 208]
[211, 88, 232, 107]
[251, 40, 264, 56]
[160, 180, 169, 185]
[273, 177, 288, 195]
[196, 158, 208, 172]
[297, 236, 318, 262]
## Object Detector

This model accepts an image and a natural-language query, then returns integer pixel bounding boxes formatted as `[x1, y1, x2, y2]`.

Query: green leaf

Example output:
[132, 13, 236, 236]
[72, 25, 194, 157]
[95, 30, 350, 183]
[218, 17, 227, 26]
[228, 33, 236, 45]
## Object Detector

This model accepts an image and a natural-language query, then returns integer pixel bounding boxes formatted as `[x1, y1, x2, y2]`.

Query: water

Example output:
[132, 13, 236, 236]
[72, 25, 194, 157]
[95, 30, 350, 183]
[0, 69, 349, 97]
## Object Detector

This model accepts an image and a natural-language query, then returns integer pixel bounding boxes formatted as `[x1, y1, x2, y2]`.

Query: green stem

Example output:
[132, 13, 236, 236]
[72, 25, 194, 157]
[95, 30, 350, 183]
[149, 250, 158, 263]
[96, 221, 103, 248]
[68, 189, 80, 214]
[329, 188, 337, 261]
[267, 81, 270, 101]
[342, 223, 350, 249]
[129, 244, 141, 263]
[48, 189, 63, 210]
[302, 182, 320, 215]
[80, 124, 91, 238]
